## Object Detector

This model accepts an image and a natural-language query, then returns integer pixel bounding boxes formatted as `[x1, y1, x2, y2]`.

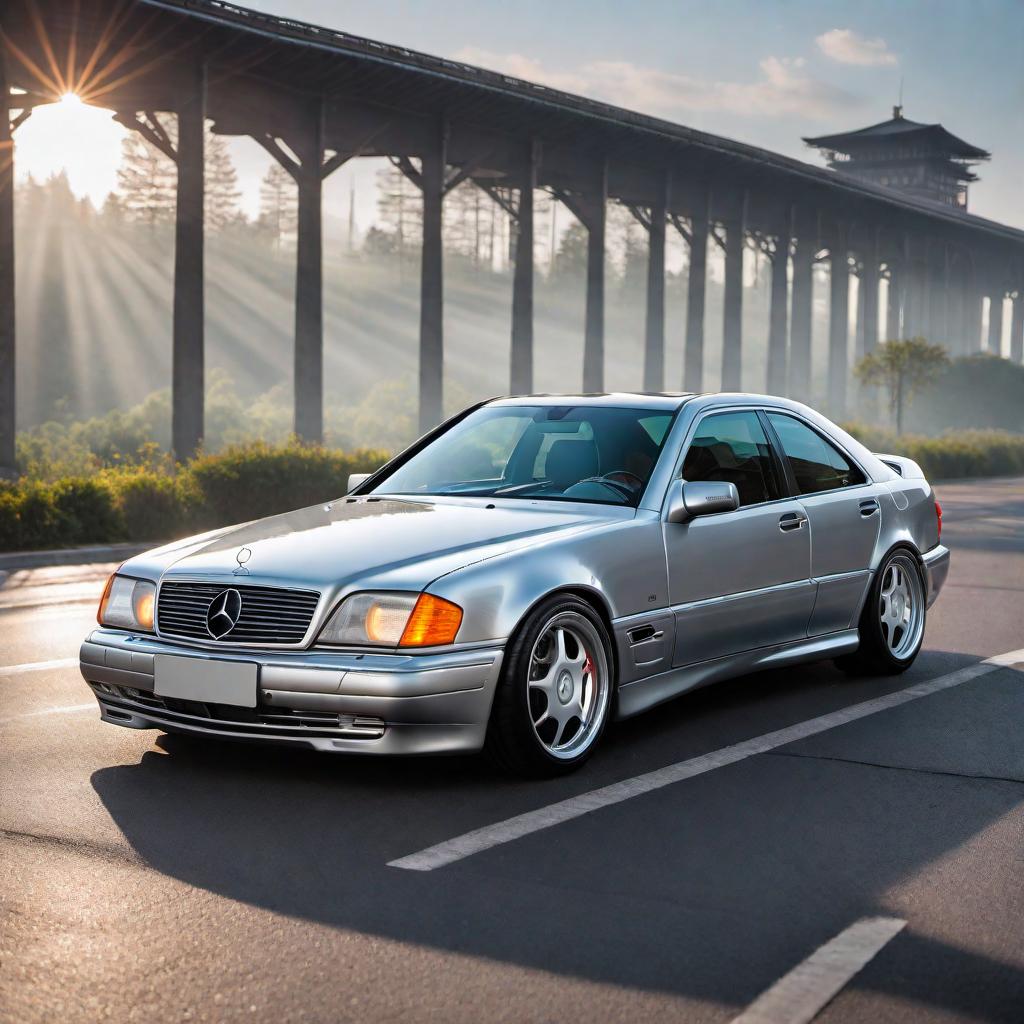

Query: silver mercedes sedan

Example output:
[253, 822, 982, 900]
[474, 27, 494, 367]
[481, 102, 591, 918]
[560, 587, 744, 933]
[81, 393, 949, 776]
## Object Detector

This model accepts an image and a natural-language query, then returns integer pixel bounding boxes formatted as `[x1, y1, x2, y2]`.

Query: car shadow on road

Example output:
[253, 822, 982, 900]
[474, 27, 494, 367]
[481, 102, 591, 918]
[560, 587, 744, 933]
[90, 651, 1024, 1015]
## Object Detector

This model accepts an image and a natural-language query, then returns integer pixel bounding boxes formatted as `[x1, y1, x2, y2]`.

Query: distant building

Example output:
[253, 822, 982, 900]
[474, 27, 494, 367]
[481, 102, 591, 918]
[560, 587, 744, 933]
[804, 107, 990, 211]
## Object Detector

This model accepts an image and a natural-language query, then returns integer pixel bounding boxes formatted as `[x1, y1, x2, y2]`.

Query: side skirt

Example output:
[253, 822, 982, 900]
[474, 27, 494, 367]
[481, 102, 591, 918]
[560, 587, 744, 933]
[615, 629, 860, 720]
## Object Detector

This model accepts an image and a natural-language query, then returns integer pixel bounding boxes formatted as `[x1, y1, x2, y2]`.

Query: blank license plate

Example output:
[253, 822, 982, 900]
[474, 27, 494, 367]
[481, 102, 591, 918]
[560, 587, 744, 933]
[154, 655, 257, 708]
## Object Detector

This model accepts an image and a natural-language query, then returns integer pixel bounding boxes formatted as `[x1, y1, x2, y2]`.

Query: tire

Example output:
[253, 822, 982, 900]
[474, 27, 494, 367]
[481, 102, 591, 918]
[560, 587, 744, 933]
[837, 548, 926, 676]
[485, 594, 614, 777]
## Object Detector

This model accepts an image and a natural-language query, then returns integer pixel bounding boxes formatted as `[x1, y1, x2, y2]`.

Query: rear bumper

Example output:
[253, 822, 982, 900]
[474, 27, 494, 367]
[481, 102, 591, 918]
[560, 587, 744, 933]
[79, 629, 504, 755]
[922, 543, 950, 608]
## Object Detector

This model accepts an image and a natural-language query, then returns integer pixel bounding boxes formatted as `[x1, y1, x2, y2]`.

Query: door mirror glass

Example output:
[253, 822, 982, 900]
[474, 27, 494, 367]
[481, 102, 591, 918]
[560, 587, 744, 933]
[667, 479, 741, 523]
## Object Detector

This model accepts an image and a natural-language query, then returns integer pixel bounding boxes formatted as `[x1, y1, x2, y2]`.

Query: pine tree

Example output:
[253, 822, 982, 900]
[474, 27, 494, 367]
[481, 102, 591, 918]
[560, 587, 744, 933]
[258, 162, 297, 249]
[206, 135, 242, 232]
[116, 131, 176, 227]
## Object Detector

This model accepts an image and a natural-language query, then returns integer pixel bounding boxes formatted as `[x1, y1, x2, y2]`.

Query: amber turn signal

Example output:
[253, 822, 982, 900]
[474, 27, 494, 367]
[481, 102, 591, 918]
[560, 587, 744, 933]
[398, 594, 463, 647]
[97, 573, 116, 625]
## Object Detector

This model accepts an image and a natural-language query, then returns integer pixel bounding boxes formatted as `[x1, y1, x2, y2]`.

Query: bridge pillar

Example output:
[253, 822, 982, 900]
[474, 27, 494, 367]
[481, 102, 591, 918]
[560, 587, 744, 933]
[0, 44, 15, 475]
[683, 192, 709, 391]
[643, 173, 669, 391]
[828, 225, 849, 418]
[582, 161, 607, 392]
[294, 109, 324, 443]
[509, 140, 538, 395]
[721, 203, 746, 391]
[861, 233, 879, 357]
[966, 286, 984, 352]
[765, 222, 789, 396]
[987, 292, 1004, 354]
[172, 61, 206, 460]
[929, 246, 949, 348]
[788, 221, 815, 400]
[1011, 291, 1024, 364]
[885, 265, 901, 341]
[419, 121, 447, 431]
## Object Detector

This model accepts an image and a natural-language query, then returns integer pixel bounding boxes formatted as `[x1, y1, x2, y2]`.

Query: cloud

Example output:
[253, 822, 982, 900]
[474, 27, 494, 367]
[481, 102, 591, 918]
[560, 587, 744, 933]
[454, 49, 860, 122]
[816, 28, 898, 66]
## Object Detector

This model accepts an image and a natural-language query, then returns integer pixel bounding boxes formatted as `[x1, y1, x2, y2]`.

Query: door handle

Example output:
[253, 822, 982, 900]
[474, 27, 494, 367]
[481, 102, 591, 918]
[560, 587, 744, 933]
[779, 512, 807, 532]
[859, 499, 880, 517]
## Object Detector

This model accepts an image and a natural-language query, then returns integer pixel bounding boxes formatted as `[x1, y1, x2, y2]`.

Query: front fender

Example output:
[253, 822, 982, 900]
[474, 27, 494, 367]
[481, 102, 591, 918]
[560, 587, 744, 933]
[427, 514, 668, 646]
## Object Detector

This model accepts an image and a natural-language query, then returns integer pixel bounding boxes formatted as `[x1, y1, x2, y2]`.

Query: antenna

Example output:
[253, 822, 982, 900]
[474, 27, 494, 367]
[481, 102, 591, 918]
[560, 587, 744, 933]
[893, 76, 904, 120]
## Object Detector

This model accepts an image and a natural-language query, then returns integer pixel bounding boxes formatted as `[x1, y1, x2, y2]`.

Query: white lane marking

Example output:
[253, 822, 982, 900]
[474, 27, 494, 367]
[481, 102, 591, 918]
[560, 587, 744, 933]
[730, 916, 906, 1024]
[0, 658, 79, 678]
[0, 702, 94, 725]
[389, 648, 1024, 871]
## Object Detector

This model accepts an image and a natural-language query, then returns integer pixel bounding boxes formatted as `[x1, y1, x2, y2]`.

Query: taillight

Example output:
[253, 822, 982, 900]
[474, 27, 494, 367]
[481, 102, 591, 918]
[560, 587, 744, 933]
[935, 500, 942, 541]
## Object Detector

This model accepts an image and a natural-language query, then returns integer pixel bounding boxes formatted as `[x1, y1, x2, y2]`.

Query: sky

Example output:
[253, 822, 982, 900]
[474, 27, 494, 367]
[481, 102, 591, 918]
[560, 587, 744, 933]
[13, 0, 1024, 229]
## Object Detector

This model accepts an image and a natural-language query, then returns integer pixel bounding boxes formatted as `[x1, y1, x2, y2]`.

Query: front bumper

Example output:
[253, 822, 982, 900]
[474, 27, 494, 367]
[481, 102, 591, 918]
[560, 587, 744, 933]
[80, 629, 504, 755]
[922, 543, 950, 608]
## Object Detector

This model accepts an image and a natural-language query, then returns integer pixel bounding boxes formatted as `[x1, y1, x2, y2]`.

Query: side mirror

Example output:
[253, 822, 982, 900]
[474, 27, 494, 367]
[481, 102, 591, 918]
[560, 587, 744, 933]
[347, 472, 371, 494]
[666, 479, 740, 523]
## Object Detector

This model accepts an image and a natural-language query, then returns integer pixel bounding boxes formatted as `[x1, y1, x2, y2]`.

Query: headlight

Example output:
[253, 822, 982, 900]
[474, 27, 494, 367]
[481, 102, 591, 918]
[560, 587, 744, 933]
[98, 574, 156, 632]
[317, 592, 463, 648]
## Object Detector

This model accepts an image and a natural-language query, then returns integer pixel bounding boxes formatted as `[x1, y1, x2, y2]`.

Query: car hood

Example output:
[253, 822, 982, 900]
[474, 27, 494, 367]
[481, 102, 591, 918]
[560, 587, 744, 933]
[125, 496, 625, 592]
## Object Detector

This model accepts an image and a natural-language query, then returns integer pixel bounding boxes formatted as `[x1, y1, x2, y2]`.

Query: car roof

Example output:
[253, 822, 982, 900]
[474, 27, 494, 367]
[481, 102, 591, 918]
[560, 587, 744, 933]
[485, 391, 817, 413]
[488, 392, 695, 411]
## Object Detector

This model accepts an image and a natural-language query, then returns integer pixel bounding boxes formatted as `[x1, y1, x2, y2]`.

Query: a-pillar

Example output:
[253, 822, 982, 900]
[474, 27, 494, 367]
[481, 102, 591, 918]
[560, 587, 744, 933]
[294, 100, 324, 442]
[828, 224, 850, 418]
[642, 172, 669, 391]
[765, 218, 790, 396]
[683, 191, 709, 391]
[788, 217, 815, 400]
[1011, 290, 1024, 364]
[172, 61, 206, 459]
[509, 140, 538, 395]
[582, 162, 607, 392]
[0, 43, 15, 475]
[720, 198, 746, 391]
[419, 121, 447, 432]
[987, 289, 1004, 354]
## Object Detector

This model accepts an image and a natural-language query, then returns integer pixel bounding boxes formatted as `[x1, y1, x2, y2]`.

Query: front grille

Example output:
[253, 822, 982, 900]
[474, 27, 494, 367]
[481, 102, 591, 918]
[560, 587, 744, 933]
[156, 581, 320, 645]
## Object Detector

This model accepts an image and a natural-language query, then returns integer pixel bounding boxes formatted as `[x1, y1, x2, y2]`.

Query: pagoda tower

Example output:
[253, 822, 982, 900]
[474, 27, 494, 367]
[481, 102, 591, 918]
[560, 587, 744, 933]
[804, 107, 990, 210]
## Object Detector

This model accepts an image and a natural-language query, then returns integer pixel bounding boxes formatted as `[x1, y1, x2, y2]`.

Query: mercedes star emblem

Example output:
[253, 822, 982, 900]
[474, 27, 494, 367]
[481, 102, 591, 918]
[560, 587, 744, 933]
[206, 588, 242, 639]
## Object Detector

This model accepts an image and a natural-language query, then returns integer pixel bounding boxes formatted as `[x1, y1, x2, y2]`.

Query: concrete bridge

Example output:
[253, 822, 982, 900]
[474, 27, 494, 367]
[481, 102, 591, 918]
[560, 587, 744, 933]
[2, 0, 1023, 471]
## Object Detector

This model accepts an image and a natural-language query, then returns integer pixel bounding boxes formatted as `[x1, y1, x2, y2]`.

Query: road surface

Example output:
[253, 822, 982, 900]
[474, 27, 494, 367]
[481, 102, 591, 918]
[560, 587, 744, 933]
[2, 477, 1023, 1023]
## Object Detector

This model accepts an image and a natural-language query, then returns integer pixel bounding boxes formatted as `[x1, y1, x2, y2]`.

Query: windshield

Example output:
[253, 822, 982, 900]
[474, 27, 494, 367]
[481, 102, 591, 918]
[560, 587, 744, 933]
[368, 405, 676, 507]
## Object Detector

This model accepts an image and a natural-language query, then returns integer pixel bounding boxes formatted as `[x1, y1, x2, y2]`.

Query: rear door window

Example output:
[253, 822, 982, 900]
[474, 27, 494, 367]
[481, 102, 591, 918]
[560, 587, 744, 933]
[766, 414, 866, 495]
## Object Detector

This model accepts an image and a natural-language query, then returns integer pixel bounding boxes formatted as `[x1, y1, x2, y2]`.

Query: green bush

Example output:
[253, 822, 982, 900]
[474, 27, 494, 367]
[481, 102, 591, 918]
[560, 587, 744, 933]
[102, 467, 192, 542]
[188, 441, 388, 526]
[845, 425, 1024, 481]
[0, 442, 389, 552]
[0, 476, 121, 550]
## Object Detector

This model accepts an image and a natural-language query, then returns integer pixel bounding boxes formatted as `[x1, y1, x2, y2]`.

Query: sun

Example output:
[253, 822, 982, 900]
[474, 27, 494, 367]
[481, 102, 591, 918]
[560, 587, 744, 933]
[14, 92, 128, 206]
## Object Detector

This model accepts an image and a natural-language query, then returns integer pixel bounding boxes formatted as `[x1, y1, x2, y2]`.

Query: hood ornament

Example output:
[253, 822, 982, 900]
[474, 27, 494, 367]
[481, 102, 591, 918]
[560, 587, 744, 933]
[233, 547, 252, 576]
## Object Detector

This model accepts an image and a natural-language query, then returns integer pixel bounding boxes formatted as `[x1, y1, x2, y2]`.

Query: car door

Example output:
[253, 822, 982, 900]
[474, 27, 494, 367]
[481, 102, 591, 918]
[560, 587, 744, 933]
[763, 412, 883, 636]
[665, 410, 815, 667]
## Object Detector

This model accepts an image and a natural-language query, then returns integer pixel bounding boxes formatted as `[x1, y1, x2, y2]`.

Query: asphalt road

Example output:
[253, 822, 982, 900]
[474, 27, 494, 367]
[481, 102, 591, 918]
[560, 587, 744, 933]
[2, 478, 1023, 1024]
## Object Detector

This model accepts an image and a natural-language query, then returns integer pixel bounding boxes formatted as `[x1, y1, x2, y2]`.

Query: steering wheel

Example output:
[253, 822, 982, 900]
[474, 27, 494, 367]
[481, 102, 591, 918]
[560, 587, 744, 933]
[586, 469, 645, 500]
